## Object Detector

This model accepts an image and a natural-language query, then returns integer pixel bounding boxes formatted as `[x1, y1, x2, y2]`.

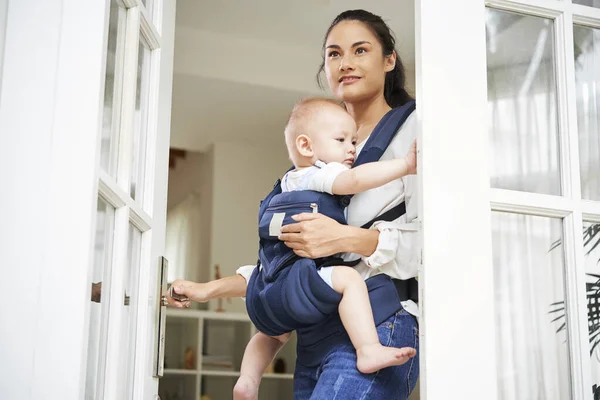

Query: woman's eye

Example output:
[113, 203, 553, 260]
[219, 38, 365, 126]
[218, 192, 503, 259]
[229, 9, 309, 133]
[355, 48, 366, 55]
[328, 51, 340, 58]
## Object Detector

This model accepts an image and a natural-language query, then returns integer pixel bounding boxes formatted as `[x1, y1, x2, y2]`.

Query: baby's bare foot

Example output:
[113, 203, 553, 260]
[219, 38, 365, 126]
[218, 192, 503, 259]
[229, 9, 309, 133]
[356, 344, 416, 374]
[233, 375, 259, 400]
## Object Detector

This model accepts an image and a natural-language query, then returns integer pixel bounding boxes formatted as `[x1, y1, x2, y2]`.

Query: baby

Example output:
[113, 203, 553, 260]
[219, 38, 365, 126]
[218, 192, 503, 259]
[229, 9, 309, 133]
[232, 98, 417, 400]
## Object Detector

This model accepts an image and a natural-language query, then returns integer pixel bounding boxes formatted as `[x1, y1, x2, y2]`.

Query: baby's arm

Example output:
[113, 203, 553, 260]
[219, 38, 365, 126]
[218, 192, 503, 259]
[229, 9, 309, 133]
[234, 332, 291, 400]
[332, 140, 416, 195]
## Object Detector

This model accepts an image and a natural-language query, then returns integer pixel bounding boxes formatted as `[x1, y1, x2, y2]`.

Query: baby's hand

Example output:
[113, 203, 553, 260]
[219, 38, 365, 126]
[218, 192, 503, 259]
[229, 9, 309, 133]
[404, 140, 417, 175]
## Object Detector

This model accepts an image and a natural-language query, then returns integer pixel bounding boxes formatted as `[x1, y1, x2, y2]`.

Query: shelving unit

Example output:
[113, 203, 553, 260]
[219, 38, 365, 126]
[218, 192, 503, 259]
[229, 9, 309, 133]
[158, 309, 295, 400]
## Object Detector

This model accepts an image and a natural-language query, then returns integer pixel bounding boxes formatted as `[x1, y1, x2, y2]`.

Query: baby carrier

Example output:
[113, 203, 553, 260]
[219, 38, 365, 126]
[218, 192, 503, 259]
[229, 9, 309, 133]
[246, 100, 418, 338]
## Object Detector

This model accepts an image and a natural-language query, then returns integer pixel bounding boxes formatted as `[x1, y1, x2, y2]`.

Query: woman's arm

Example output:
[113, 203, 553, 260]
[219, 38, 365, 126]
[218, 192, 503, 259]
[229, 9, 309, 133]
[279, 213, 380, 259]
[166, 275, 247, 308]
[332, 140, 416, 195]
[279, 211, 420, 278]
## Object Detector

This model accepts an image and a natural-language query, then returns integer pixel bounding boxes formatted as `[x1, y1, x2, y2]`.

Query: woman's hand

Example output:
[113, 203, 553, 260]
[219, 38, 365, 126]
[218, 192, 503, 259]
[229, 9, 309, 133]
[279, 213, 348, 258]
[165, 275, 248, 308]
[404, 139, 417, 175]
[165, 279, 210, 308]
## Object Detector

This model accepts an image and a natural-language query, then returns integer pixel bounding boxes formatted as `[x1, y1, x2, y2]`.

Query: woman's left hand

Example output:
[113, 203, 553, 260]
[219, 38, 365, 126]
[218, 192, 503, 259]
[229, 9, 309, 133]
[279, 213, 347, 258]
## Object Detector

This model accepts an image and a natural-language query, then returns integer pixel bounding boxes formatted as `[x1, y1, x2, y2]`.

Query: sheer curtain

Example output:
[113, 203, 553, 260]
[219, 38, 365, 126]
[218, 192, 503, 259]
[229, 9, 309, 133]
[576, 24, 600, 397]
[575, 26, 600, 201]
[492, 213, 569, 400]
[487, 10, 570, 399]
[165, 193, 202, 284]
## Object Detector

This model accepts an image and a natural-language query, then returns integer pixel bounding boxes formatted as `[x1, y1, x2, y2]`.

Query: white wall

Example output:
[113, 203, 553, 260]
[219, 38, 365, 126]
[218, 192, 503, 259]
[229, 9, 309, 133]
[167, 151, 204, 209]
[167, 149, 214, 285]
[166, 137, 291, 312]
[166, 136, 291, 305]
[0, 0, 7, 94]
[210, 139, 291, 312]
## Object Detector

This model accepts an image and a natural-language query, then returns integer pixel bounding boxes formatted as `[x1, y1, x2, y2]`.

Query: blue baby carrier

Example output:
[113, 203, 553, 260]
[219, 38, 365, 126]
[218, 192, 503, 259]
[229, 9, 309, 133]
[246, 101, 418, 345]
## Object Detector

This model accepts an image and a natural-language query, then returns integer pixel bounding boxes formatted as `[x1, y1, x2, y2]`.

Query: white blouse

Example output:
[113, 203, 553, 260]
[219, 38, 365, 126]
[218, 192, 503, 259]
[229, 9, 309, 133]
[237, 112, 421, 316]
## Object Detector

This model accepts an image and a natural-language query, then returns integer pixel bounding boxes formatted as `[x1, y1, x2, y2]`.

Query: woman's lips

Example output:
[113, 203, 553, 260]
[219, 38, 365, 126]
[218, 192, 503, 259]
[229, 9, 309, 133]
[339, 75, 361, 84]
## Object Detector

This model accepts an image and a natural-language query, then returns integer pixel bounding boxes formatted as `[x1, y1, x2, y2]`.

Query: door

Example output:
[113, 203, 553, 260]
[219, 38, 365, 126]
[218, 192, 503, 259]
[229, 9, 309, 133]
[86, 0, 175, 398]
[0, 0, 174, 399]
[416, 0, 600, 399]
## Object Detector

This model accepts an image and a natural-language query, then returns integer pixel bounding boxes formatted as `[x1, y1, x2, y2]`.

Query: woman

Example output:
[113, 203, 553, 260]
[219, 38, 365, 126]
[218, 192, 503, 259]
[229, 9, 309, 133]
[167, 10, 420, 399]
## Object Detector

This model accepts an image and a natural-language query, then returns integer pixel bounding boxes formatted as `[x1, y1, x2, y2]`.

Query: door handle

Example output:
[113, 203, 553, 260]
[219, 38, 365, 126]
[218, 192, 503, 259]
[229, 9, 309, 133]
[153, 256, 168, 378]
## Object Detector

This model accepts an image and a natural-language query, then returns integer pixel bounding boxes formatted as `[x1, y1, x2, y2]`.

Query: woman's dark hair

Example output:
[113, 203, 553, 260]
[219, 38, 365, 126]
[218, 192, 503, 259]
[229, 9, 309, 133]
[317, 9, 413, 108]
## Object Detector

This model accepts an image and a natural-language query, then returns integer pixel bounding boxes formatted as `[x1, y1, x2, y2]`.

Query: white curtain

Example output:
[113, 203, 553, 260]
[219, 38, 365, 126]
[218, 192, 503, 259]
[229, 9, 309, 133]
[165, 193, 202, 284]
[575, 26, 600, 201]
[486, 11, 573, 399]
[492, 213, 569, 400]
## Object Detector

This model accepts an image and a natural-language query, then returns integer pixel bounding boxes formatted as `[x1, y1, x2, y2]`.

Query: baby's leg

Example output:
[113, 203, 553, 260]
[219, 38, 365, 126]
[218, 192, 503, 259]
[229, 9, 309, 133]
[330, 266, 416, 374]
[233, 331, 291, 400]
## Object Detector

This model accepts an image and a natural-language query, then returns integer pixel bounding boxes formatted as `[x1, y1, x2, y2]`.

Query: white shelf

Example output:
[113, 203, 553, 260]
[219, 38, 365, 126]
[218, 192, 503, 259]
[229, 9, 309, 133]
[263, 373, 294, 380]
[166, 308, 251, 322]
[200, 370, 239, 378]
[200, 370, 294, 380]
[163, 368, 198, 376]
[160, 307, 296, 399]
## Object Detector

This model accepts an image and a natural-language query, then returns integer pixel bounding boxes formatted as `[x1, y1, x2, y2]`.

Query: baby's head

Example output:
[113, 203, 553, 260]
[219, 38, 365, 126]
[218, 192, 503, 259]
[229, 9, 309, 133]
[284, 97, 358, 168]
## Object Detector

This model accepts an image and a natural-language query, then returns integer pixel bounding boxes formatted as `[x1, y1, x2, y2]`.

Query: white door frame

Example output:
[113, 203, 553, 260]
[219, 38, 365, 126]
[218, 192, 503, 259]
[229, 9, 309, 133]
[416, 1, 497, 398]
[95, 0, 176, 398]
[0, 0, 175, 399]
[0, 0, 113, 398]
[416, 1, 600, 399]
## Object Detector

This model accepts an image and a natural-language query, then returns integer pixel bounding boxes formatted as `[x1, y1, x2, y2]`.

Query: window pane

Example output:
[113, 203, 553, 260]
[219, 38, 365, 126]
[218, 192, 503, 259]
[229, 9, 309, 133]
[129, 40, 151, 201]
[573, 0, 600, 8]
[100, 0, 125, 175]
[118, 224, 142, 397]
[583, 222, 600, 398]
[574, 26, 600, 201]
[486, 9, 560, 195]
[85, 197, 115, 399]
[492, 212, 570, 399]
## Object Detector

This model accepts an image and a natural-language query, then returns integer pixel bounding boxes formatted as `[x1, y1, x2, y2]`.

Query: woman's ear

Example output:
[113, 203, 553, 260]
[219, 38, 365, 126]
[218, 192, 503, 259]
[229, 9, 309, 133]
[384, 51, 397, 73]
[296, 134, 314, 158]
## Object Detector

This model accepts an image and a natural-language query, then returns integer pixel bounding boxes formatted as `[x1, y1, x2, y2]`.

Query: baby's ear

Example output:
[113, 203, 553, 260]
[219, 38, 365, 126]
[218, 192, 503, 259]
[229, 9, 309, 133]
[296, 134, 313, 157]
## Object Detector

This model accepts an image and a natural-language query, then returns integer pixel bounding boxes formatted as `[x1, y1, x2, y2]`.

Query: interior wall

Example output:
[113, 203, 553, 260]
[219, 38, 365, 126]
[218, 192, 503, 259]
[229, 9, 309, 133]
[165, 136, 290, 309]
[0, 0, 7, 95]
[209, 139, 291, 312]
[167, 151, 204, 209]
[166, 148, 214, 286]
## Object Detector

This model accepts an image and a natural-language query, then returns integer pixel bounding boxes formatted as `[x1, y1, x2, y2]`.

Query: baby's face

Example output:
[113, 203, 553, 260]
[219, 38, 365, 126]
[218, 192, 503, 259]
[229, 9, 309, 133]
[310, 108, 358, 168]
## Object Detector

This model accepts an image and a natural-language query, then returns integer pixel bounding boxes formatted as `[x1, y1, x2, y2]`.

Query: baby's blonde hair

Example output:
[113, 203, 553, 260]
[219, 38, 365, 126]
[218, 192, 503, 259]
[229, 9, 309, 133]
[284, 97, 344, 165]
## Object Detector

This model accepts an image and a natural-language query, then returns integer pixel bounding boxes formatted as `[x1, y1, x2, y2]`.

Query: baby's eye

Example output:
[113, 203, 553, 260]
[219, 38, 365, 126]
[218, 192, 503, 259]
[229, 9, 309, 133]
[352, 140, 357, 145]
[336, 138, 345, 143]
[328, 50, 340, 58]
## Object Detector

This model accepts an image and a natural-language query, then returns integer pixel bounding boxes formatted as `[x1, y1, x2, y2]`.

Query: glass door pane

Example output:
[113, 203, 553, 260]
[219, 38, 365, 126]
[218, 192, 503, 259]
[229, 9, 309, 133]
[130, 39, 152, 201]
[486, 9, 560, 195]
[100, 0, 125, 176]
[574, 25, 600, 201]
[583, 222, 600, 398]
[492, 212, 570, 399]
[85, 197, 115, 399]
[573, 0, 600, 9]
[118, 223, 143, 397]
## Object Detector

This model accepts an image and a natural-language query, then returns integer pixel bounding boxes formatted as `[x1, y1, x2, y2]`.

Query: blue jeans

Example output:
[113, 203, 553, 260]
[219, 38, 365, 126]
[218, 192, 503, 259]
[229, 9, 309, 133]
[293, 309, 419, 400]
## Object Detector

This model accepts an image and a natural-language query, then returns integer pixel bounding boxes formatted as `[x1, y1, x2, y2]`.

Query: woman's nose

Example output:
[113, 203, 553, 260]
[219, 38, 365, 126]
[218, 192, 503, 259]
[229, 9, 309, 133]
[339, 55, 354, 71]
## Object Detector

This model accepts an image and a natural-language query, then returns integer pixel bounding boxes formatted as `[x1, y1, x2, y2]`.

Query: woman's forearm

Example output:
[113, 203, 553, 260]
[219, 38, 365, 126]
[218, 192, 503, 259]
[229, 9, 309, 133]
[205, 274, 247, 299]
[339, 225, 380, 257]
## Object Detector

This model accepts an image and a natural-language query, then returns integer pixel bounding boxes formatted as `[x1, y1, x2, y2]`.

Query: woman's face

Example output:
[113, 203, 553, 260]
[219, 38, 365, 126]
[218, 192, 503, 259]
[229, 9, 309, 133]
[324, 20, 395, 104]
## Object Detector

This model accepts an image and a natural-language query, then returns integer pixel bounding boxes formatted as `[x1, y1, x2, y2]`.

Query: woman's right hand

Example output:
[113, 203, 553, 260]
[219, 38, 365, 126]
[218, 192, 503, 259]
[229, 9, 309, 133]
[165, 279, 210, 308]
[404, 139, 417, 175]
